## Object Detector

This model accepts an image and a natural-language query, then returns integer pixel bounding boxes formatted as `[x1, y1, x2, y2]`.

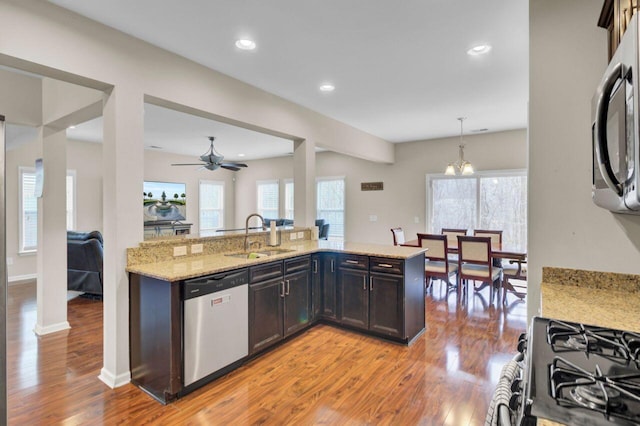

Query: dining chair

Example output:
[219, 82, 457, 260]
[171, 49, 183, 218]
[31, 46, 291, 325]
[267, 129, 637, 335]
[457, 235, 503, 303]
[441, 228, 467, 263]
[390, 227, 406, 246]
[502, 255, 527, 300]
[473, 229, 503, 251]
[417, 233, 458, 291]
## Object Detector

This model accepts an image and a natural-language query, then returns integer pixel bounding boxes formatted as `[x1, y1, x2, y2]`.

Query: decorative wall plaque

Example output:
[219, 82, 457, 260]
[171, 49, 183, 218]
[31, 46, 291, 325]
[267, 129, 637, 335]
[361, 182, 384, 191]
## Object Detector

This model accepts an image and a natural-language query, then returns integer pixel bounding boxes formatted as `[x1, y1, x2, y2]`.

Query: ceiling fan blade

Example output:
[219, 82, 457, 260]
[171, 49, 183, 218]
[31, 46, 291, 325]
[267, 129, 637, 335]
[220, 162, 247, 168]
[221, 165, 242, 171]
[171, 163, 206, 166]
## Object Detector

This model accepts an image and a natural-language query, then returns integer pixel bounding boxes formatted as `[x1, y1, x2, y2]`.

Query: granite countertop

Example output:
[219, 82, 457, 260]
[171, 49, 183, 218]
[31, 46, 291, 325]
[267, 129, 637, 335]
[126, 240, 426, 282]
[540, 267, 640, 333]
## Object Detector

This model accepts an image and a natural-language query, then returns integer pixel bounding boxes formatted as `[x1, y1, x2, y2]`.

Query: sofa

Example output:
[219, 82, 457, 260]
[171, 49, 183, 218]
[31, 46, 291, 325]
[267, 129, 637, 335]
[263, 218, 294, 227]
[315, 219, 330, 240]
[67, 230, 104, 297]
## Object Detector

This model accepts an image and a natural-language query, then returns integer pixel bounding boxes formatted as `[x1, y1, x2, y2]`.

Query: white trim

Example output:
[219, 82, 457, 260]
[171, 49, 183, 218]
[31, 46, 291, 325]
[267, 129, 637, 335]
[33, 321, 71, 336]
[315, 175, 346, 182]
[98, 368, 131, 389]
[8, 273, 37, 284]
[67, 169, 77, 231]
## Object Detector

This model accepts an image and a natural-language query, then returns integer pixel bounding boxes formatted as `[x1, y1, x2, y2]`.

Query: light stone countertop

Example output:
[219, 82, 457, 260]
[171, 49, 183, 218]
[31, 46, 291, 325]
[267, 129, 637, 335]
[540, 267, 640, 333]
[126, 239, 426, 282]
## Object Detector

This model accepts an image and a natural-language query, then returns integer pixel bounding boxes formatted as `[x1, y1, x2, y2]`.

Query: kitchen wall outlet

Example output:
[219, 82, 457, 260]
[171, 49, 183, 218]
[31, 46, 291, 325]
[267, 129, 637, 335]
[369, 215, 377, 222]
[173, 246, 187, 257]
[290, 232, 297, 240]
[414, 216, 420, 224]
[6, 257, 13, 266]
[297, 232, 304, 239]
[191, 243, 203, 254]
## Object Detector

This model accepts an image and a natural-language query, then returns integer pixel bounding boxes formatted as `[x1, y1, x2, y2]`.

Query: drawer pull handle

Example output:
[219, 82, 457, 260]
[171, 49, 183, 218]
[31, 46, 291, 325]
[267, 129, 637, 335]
[363, 276, 367, 290]
[346, 260, 359, 265]
[378, 263, 393, 268]
[313, 259, 318, 273]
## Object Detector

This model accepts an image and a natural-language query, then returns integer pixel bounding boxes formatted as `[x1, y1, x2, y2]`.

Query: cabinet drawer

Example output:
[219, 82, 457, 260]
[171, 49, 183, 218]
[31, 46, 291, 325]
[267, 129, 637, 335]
[339, 254, 369, 270]
[284, 255, 311, 274]
[369, 257, 404, 275]
[249, 261, 284, 283]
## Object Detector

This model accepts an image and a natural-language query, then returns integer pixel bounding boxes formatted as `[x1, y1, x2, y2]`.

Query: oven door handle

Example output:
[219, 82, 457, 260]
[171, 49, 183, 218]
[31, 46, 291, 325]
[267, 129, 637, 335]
[594, 61, 625, 197]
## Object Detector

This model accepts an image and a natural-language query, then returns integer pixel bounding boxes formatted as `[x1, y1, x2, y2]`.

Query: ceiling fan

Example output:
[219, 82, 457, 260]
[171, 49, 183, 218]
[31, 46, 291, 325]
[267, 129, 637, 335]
[171, 136, 248, 171]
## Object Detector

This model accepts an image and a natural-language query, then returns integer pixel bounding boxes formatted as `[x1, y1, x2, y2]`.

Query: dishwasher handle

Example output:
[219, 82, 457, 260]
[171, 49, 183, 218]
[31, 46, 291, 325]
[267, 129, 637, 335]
[183, 269, 249, 300]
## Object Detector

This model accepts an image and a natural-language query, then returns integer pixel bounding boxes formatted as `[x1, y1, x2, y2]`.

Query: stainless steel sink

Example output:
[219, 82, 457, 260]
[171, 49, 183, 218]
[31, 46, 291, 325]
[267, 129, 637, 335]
[224, 248, 295, 259]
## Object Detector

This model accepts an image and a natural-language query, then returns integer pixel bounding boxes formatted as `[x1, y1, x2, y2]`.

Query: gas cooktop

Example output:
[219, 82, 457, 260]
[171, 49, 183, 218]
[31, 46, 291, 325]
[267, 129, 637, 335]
[528, 317, 640, 425]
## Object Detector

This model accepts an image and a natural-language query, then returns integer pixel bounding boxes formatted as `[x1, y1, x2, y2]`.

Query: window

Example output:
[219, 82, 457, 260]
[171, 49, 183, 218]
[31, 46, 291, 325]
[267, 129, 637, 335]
[257, 180, 279, 219]
[284, 180, 294, 220]
[199, 180, 224, 237]
[428, 171, 527, 252]
[19, 167, 76, 253]
[317, 177, 345, 241]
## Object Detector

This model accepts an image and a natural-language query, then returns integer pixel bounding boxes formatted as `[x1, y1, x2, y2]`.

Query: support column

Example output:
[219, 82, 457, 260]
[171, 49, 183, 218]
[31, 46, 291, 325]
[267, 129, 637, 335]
[293, 139, 316, 227]
[34, 127, 69, 335]
[99, 86, 144, 388]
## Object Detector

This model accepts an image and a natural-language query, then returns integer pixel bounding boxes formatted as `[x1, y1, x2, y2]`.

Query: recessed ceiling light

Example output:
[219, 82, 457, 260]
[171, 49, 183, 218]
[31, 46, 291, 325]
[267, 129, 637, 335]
[68, 125, 76, 129]
[238, 153, 246, 157]
[467, 44, 492, 56]
[235, 39, 256, 50]
[319, 83, 335, 92]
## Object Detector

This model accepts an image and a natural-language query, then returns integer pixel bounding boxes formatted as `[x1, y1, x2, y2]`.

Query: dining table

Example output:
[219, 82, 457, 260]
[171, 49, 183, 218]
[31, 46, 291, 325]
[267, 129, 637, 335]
[403, 238, 527, 300]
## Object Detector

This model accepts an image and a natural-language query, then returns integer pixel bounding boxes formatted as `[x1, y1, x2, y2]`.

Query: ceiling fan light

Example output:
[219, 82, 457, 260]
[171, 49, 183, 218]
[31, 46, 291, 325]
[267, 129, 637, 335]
[445, 164, 456, 176]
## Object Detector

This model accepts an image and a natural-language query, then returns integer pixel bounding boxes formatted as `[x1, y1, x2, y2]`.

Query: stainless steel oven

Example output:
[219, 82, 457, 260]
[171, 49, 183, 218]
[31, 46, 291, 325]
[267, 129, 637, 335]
[592, 13, 640, 214]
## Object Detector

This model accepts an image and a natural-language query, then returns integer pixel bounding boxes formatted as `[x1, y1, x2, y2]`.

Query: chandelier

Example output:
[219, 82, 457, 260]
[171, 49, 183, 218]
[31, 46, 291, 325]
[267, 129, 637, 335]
[445, 117, 474, 176]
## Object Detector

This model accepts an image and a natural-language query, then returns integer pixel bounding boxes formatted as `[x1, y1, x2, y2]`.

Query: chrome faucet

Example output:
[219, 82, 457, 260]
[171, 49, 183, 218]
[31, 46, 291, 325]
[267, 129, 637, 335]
[244, 213, 266, 251]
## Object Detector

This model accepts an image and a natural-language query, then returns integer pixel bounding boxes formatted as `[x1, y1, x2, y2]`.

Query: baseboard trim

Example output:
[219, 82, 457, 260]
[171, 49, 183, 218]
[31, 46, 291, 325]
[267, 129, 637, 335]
[33, 321, 71, 336]
[8, 274, 37, 284]
[99, 368, 131, 389]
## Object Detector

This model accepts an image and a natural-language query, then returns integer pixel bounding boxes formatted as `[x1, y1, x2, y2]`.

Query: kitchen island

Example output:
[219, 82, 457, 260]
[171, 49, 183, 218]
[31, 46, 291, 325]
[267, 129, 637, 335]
[127, 236, 426, 403]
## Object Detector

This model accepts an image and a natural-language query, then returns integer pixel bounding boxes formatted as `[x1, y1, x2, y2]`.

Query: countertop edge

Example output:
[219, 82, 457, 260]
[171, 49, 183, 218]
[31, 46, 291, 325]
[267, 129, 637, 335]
[126, 242, 426, 282]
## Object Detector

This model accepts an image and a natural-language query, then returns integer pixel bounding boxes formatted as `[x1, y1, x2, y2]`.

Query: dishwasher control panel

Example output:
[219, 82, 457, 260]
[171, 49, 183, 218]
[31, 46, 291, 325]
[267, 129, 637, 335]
[182, 269, 249, 300]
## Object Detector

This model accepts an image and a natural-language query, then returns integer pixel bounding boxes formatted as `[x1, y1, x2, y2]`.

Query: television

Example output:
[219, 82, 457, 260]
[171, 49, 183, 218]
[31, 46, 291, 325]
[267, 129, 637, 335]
[143, 181, 186, 224]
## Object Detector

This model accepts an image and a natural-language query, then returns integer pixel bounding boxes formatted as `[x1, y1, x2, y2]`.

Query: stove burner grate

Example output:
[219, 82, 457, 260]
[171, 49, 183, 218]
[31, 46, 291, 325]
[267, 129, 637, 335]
[550, 356, 640, 422]
[547, 320, 637, 362]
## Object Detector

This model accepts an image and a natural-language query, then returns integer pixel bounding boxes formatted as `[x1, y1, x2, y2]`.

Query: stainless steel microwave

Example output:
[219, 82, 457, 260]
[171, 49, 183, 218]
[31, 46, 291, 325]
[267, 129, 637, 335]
[592, 14, 640, 214]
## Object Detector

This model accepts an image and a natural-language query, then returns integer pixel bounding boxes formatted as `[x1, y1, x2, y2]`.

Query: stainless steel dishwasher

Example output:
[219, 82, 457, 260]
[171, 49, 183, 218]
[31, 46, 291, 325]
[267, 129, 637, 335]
[183, 269, 249, 387]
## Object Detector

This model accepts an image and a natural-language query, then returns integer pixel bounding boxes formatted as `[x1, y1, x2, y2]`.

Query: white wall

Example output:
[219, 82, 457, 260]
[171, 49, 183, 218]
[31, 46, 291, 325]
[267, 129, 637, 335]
[528, 0, 640, 319]
[238, 129, 527, 243]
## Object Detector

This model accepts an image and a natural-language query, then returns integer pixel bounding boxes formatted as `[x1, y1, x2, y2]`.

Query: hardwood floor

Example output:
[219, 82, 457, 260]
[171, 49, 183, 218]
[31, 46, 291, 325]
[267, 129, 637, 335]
[7, 280, 526, 425]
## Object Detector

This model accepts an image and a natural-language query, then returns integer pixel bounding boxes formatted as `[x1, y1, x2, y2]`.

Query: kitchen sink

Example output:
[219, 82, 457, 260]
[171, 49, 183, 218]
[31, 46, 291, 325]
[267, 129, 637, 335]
[225, 248, 296, 259]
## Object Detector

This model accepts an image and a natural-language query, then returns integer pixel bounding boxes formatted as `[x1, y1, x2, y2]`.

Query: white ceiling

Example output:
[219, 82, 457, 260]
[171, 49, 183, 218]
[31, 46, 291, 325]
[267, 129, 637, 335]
[48, 0, 529, 144]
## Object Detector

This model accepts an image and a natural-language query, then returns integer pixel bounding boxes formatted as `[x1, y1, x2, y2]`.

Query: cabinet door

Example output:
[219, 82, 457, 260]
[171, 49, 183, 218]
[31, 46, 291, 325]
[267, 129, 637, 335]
[284, 269, 311, 336]
[369, 272, 403, 338]
[311, 254, 322, 321]
[338, 268, 369, 330]
[322, 254, 338, 319]
[249, 278, 284, 355]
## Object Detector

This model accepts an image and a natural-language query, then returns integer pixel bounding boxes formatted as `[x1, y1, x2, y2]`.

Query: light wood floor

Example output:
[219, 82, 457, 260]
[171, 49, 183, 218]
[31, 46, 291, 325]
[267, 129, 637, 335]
[7, 280, 527, 425]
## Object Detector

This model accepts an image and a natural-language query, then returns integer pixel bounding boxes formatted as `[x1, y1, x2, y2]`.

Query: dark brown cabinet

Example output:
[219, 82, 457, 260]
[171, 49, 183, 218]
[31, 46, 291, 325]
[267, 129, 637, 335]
[369, 272, 403, 338]
[248, 262, 285, 355]
[338, 255, 405, 339]
[599, 0, 639, 60]
[248, 257, 312, 355]
[283, 256, 311, 336]
[321, 254, 338, 320]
